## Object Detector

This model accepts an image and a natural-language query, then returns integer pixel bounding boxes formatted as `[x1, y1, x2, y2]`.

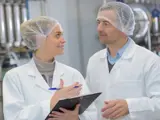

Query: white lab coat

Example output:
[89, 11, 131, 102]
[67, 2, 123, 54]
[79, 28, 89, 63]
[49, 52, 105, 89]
[86, 39, 160, 120]
[3, 59, 98, 120]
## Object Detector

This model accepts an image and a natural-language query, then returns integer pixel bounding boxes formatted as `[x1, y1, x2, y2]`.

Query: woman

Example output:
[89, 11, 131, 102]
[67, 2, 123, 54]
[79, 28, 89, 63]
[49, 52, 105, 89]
[3, 16, 97, 120]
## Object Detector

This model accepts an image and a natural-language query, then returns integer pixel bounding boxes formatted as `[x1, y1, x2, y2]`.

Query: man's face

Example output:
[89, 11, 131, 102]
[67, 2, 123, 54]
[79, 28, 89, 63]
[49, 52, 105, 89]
[97, 10, 122, 45]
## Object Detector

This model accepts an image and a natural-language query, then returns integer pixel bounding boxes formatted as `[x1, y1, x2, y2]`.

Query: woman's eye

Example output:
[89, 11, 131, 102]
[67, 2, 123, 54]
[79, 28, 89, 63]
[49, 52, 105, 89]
[56, 34, 60, 38]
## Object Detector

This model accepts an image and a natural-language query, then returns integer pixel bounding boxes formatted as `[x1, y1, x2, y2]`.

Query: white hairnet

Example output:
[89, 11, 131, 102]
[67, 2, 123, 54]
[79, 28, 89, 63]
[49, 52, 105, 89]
[20, 16, 62, 50]
[97, 1, 135, 35]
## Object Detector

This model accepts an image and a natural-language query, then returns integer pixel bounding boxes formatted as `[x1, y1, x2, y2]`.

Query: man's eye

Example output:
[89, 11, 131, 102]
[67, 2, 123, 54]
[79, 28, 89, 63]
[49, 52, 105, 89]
[97, 21, 100, 24]
[104, 22, 109, 26]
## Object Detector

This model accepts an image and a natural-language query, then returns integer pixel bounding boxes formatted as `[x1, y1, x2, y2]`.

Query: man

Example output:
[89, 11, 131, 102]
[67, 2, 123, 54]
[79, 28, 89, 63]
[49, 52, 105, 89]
[86, 1, 160, 120]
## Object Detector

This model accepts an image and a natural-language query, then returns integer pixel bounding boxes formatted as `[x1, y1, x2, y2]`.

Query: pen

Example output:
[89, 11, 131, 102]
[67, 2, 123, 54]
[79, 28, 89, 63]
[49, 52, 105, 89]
[49, 86, 79, 90]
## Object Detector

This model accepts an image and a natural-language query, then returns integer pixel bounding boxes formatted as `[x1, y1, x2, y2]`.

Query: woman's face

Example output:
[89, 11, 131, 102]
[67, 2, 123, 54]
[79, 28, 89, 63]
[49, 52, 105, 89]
[41, 24, 66, 57]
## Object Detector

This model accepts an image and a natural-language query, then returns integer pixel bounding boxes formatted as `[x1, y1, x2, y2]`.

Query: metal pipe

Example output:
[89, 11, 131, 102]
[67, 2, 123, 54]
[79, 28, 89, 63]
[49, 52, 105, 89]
[134, 0, 140, 3]
[141, 0, 145, 4]
[25, 0, 30, 19]
[20, 3, 27, 22]
[147, 23, 152, 50]
[13, 2, 21, 47]
[20, 3, 28, 46]
[5, 2, 14, 48]
[152, 17, 159, 34]
[151, 0, 160, 34]
[0, 2, 7, 47]
[40, 0, 47, 16]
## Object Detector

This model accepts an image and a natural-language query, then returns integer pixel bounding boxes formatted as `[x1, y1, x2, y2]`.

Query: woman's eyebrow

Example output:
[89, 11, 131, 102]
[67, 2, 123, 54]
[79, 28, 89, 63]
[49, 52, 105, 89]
[55, 31, 63, 34]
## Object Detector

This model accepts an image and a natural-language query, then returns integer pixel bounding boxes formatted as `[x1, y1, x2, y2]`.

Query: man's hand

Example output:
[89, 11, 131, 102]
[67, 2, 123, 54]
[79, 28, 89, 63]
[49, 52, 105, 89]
[48, 104, 80, 120]
[101, 99, 129, 119]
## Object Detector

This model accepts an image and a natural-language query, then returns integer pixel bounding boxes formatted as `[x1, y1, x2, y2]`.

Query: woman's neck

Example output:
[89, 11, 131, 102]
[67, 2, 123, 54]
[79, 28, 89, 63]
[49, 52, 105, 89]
[35, 50, 55, 63]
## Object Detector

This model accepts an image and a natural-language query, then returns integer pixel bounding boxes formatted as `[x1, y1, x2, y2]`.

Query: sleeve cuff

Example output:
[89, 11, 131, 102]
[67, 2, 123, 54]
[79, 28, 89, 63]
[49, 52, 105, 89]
[126, 98, 152, 112]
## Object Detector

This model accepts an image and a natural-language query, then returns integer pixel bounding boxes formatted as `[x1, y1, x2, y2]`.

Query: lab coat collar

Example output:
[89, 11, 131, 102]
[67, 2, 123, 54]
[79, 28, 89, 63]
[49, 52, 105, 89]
[100, 38, 136, 60]
[27, 59, 64, 90]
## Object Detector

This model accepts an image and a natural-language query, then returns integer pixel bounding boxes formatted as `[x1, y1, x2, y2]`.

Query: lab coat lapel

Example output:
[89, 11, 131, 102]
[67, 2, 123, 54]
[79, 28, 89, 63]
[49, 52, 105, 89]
[51, 61, 64, 88]
[100, 49, 110, 74]
[100, 48, 121, 74]
[27, 59, 51, 92]
[110, 39, 136, 73]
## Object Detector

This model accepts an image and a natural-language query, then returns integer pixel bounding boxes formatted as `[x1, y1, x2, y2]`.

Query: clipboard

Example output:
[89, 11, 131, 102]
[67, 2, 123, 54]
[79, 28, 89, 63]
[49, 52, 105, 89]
[45, 92, 101, 120]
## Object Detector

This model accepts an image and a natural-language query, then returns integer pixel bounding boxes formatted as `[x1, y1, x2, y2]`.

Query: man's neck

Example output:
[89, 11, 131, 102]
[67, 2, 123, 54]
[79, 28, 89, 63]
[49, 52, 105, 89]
[107, 37, 128, 57]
